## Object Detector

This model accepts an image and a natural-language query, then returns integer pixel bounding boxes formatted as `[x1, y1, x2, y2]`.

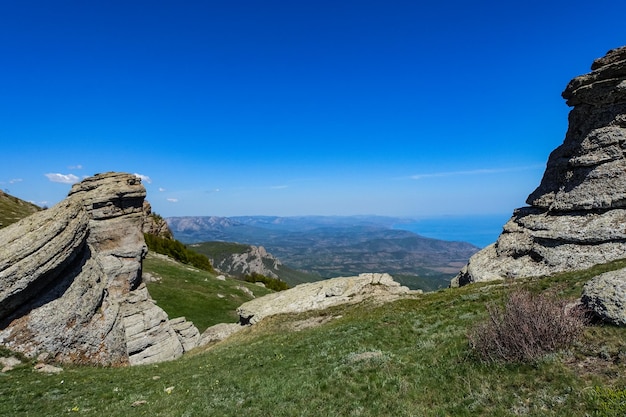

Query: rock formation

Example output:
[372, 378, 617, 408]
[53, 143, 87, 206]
[0, 172, 197, 366]
[142, 201, 174, 239]
[237, 273, 413, 325]
[208, 244, 282, 279]
[581, 268, 626, 326]
[453, 46, 626, 286]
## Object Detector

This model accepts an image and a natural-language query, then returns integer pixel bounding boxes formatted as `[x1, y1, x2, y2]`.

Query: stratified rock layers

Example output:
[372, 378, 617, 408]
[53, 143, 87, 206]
[453, 46, 626, 286]
[0, 172, 194, 365]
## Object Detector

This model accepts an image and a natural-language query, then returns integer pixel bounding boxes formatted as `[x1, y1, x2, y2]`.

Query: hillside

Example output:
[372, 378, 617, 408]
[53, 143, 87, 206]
[168, 215, 479, 290]
[2, 256, 626, 415]
[0, 190, 41, 228]
[189, 241, 322, 287]
[143, 252, 272, 332]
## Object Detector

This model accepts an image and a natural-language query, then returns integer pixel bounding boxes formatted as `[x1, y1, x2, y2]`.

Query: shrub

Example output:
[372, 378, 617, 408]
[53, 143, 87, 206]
[243, 272, 289, 291]
[144, 233, 215, 273]
[468, 289, 587, 363]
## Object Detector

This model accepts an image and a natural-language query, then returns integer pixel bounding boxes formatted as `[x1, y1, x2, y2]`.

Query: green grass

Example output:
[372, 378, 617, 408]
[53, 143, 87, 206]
[2, 259, 626, 416]
[143, 253, 272, 331]
[0, 191, 41, 228]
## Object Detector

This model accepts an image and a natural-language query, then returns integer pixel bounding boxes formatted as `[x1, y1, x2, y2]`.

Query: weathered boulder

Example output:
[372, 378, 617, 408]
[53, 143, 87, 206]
[169, 316, 201, 352]
[453, 46, 626, 286]
[199, 323, 244, 345]
[0, 172, 195, 365]
[582, 268, 626, 325]
[237, 273, 413, 325]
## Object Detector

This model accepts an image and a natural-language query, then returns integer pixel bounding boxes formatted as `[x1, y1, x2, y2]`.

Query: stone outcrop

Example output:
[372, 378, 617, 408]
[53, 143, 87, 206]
[209, 244, 282, 279]
[0, 172, 197, 365]
[582, 268, 626, 325]
[453, 46, 626, 286]
[237, 273, 413, 325]
[142, 201, 173, 239]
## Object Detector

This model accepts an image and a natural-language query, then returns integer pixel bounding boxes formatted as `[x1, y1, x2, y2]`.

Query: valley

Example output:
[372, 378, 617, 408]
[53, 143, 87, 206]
[167, 215, 480, 291]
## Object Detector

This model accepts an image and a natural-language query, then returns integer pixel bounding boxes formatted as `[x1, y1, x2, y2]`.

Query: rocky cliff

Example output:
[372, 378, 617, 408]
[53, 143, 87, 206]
[142, 201, 174, 239]
[0, 172, 198, 365]
[207, 244, 282, 279]
[453, 46, 626, 286]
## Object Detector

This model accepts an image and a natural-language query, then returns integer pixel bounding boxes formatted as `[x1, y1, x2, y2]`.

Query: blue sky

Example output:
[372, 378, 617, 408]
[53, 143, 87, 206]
[1, 0, 625, 218]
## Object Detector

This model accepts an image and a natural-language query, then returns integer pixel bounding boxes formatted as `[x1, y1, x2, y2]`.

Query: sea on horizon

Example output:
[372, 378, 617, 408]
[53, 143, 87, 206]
[393, 214, 511, 248]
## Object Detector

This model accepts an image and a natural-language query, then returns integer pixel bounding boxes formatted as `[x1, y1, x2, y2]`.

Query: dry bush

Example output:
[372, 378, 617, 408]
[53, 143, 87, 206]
[468, 289, 587, 363]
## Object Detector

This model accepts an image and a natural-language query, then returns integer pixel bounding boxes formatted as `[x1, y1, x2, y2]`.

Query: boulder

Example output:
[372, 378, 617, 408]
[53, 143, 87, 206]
[237, 273, 413, 325]
[0, 172, 197, 365]
[169, 316, 201, 352]
[199, 323, 245, 345]
[582, 268, 626, 325]
[453, 46, 626, 286]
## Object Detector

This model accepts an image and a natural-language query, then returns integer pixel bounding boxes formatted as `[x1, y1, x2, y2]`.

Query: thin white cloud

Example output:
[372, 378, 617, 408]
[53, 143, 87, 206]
[167, 198, 179, 203]
[158, 187, 166, 192]
[134, 173, 152, 184]
[68, 164, 83, 170]
[270, 185, 289, 190]
[409, 165, 543, 180]
[9, 178, 23, 184]
[45, 173, 80, 184]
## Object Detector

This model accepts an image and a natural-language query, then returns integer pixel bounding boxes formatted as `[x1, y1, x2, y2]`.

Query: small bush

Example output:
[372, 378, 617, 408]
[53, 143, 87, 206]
[468, 289, 587, 363]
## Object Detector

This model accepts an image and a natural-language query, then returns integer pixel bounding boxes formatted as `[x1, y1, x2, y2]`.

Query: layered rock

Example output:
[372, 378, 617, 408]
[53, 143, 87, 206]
[210, 244, 282, 279]
[0, 172, 197, 365]
[237, 273, 413, 325]
[453, 46, 626, 286]
[142, 201, 173, 239]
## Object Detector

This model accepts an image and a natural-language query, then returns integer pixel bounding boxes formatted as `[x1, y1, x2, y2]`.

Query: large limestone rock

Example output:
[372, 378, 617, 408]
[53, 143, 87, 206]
[0, 172, 196, 365]
[453, 46, 626, 286]
[582, 268, 626, 325]
[237, 273, 413, 325]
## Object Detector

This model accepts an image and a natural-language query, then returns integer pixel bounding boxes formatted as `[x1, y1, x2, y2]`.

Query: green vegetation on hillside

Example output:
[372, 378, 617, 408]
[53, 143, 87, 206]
[144, 233, 215, 273]
[243, 271, 289, 291]
[0, 190, 41, 228]
[2, 260, 626, 415]
[143, 253, 271, 332]
[190, 241, 320, 287]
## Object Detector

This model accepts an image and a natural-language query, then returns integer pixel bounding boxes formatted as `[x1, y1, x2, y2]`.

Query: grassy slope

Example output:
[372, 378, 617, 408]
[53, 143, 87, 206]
[0, 191, 41, 228]
[190, 241, 321, 287]
[143, 253, 272, 332]
[2, 260, 626, 416]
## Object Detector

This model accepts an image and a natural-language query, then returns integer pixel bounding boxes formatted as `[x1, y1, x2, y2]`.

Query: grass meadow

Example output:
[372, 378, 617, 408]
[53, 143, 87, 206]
[1, 257, 626, 416]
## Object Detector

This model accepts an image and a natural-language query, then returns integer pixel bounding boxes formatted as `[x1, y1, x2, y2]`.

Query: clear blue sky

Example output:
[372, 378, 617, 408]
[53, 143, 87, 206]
[1, 0, 624, 218]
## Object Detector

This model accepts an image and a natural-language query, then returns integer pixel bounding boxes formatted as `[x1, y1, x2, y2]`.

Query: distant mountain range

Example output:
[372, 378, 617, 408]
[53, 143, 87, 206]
[166, 215, 480, 290]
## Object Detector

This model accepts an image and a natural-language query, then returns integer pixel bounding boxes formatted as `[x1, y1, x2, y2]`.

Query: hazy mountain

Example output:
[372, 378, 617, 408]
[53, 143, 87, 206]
[167, 215, 480, 290]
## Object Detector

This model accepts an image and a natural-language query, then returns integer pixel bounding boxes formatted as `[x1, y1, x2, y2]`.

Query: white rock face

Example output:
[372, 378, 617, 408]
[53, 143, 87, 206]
[236, 273, 413, 325]
[0, 172, 199, 366]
